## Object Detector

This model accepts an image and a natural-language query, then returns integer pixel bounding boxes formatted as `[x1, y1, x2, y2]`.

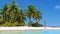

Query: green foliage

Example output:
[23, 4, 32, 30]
[28, 22, 43, 27]
[0, 1, 43, 27]
[28, 21, 33, 27]
[28, 5, 36, 11]
[34, 22, 43, 27]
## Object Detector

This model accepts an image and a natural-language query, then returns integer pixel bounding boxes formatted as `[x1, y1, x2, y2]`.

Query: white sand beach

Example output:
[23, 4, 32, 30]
[0, 26, 60, 31]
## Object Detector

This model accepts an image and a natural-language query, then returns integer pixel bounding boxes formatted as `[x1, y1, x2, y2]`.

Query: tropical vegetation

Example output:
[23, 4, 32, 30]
[0, 1, 43, 27]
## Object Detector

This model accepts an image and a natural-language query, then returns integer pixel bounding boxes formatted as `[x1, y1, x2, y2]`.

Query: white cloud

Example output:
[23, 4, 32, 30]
[55, 6, 60, 9]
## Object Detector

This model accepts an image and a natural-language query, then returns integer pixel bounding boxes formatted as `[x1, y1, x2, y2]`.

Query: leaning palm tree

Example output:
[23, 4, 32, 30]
[25, 5, 37, 26]
[25, 5, 42, 27]
[33, 11, 42, 27]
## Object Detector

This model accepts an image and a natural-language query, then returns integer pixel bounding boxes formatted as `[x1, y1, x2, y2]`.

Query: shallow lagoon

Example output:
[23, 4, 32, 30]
[0, 30, 60, 34]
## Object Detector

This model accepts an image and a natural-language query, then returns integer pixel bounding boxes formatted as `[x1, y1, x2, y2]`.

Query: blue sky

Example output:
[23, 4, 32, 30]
[0, 0, 60, 27]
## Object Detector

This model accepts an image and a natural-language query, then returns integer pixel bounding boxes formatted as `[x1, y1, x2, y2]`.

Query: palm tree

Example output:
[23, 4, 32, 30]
[10, 1, 18, 23]
[25, 5, 37, 26]
[10, 1, 26, 26]
[34, 11, 42, 22]
[2, 4, 11, 23]
[32, 10, 42, 27]
[25, 5, 42, 27]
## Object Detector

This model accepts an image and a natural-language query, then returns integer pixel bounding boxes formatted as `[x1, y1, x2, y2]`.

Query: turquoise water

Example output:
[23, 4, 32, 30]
[0, 30, 60, 34]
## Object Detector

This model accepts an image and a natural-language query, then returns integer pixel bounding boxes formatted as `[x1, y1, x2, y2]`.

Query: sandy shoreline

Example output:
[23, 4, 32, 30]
[0, 27, 60, 31]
